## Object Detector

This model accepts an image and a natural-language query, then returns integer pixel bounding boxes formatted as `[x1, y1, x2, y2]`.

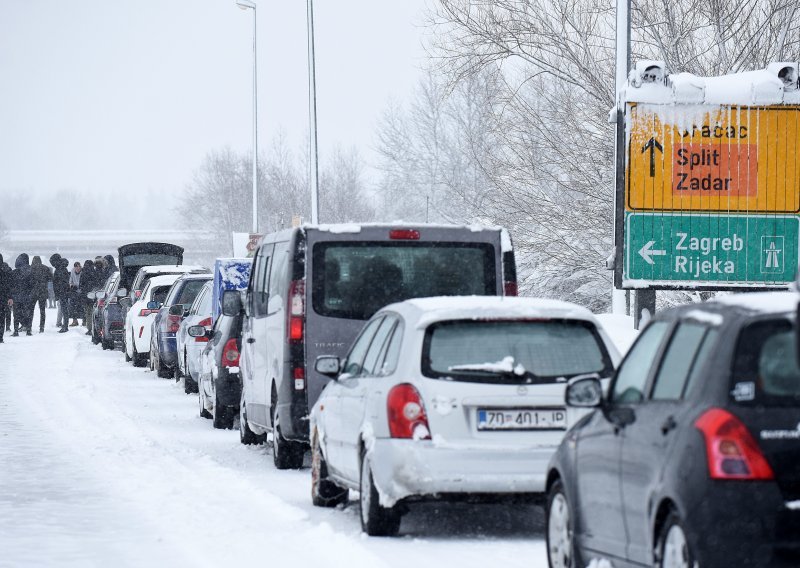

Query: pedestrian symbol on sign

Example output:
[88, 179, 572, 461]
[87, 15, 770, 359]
[761, 237, 784, 273]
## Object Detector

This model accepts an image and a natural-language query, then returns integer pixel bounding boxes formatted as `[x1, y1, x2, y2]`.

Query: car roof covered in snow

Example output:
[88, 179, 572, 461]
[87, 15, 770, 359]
[137, 264, 208, 274]
[664, 292, 798, 324]
[144, 274, 184, 288]
[379, 296, 598, 329]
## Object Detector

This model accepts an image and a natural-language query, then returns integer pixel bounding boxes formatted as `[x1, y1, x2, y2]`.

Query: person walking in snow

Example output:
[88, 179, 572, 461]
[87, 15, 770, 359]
[80, 259, 100, 334]
[30, 256, 53, 333]
[0, 254, 13, 343]
[51, 254, 70, 333]
[11, 253, 34, 336]
[68, 261, 82, 326]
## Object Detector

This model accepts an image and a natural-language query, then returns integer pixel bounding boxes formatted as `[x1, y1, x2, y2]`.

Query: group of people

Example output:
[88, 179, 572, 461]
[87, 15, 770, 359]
[0, 253, 117, 342]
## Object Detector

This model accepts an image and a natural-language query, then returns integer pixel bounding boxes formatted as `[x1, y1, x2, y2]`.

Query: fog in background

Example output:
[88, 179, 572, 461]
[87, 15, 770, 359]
[0, 0, 428, 232]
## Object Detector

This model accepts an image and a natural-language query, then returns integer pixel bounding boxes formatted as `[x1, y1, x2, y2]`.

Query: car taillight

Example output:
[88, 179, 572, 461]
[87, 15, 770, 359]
[504, 282, 518, 296]
[288, 280, 304, 342]
[293, 367, 305, 391]
[167, 315, 181, 333]
[135, 290, 142, 299]
[98, 299, 106, 308]
[695, 408, 774, 480]
[389, 229, 420, 240]
[195, 317, 212, 342]
[138, 309, 153, 317]
[222, 338, 239, 367]
[387, 384, 431, 440]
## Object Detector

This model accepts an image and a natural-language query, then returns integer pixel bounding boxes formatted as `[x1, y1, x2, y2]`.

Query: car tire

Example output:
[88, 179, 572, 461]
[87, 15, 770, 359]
[656, 511, 694, 568]
[311, 431, 348, 507]
[239, 402, 265, 445]
[198, 393, 212, 419]
[359, 450, 400, 536]
[212, 393, 234, 429]
[155, 353, 171, 379]
[102, 337, 113, 351]
[273, 418, 305, 470]
[546, 479, 581, 568]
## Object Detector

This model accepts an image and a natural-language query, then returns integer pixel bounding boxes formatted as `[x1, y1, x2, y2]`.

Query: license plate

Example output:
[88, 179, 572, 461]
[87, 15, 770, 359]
[477, 408, 567, 431]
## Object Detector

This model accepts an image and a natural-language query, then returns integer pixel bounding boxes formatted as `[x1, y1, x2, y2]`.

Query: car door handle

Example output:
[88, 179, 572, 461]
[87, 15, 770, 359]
[661, 415, 677, 435]
[247, 338, 256, 344]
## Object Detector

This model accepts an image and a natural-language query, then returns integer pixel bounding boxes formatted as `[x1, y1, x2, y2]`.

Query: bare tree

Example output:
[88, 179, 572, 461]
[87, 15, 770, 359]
[376, 0, 800, 310]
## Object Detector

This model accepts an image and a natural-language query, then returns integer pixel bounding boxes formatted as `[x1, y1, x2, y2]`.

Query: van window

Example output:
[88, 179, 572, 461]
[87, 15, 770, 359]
[253, 245, 273, 318]
[732, 319, 800, 406]
[422, 319, 613, 384]
[269, 241, 290, 301]
[312, 242, 496, 320]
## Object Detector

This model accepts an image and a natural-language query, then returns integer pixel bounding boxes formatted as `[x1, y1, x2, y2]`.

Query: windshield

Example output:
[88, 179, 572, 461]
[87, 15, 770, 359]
[422, 320, 613, 384]
[732, 318, 800, 406]
[312, 242, 496, 320]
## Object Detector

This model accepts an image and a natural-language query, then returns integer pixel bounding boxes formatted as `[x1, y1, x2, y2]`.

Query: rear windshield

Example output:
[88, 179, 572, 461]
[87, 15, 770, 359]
[167, 279, 209, 307]
[312, 242, 496, 320]
[732, 318, 800, 407]
[422, 320, 614, 384]
[123, 254, 180, 267]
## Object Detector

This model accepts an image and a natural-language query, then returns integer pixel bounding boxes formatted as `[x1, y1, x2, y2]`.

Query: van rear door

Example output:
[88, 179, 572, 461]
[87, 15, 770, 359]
[304, 225, 505, 410]
[118, 243, 184, 290]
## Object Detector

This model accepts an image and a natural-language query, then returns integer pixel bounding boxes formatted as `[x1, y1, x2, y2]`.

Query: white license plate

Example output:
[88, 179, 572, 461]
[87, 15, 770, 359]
[477, 408, 567, 431]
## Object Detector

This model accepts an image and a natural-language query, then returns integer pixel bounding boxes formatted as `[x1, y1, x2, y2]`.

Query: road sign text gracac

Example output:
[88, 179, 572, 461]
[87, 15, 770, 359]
[627, 105, 800, 213]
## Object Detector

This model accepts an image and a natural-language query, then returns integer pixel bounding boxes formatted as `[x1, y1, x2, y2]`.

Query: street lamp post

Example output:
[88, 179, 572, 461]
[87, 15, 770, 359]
[307, 0, 320, 224]
[237, 0, 258, 234]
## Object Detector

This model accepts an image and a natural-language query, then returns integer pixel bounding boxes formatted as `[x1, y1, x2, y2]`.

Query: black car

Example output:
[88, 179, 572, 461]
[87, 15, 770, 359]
[195, 290, 245, 430]
[91, 272, 120, 348]
[546, 292, 800, 568]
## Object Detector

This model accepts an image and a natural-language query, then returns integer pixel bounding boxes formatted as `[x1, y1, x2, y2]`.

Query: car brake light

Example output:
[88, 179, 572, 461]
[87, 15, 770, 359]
[293, 367, 305, 390]
[288, 280, 305, 342]
[222, 338, 239, 367]
[387, 384, 431, 440]
[504, 282, 518, 296]
[98, 299, 106, 308]
[695, 408, 774, 480]
[195, 317, 212, 342]
[135, 290, 142, 299]
[167, 314, 181, 333]
[138, 309, 153, 317]
[389, 229, 420, 240]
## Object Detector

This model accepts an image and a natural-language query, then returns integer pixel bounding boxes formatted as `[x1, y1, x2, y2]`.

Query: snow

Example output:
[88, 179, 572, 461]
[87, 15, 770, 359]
[0, 317, 548, 567]
[449, 356, 527, 375]
[624, 65, 800, 106]
[714, 291, 798, 314]
[594, 313, 638, 355]
[684, 310, 724, 326]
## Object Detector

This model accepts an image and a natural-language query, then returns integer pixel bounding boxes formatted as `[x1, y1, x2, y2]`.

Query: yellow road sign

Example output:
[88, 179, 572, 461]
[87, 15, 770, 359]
[626, 104, 800, 213]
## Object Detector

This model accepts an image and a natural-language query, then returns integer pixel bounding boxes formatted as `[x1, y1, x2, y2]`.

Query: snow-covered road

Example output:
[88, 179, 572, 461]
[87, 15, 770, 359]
[0, 318, 548, 568]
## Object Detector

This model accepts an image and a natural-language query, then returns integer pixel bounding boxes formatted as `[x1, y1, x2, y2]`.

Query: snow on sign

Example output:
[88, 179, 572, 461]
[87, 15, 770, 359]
[620, 63, 800, 289]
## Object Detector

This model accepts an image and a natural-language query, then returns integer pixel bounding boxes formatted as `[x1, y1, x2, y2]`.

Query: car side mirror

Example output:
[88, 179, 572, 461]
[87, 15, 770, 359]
[315, 356, 341, 378]
[187, 325, 207, 338]
[119, 297, 132, 309]
[146, 301, 159, 310]
[168, 304, 184, 316]
[565, 375, 603, 408]
[116, 288, 128, 298]
[86, 291, 97, 300]
[222, 289, 243, 317]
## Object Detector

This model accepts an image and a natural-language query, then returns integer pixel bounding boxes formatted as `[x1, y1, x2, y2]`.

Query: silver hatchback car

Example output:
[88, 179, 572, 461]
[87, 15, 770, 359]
[309, 296, 621, 536]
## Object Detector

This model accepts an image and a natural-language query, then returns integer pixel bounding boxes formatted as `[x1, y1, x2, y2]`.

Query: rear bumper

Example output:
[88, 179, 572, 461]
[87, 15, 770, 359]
[685, 482, 800, 568]
[368, 438, 556, 507]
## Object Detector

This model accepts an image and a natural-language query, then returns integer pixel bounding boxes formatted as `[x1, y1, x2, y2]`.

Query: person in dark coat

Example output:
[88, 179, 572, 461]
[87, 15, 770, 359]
[68, 261, 82, 326]
[0, 254, 13, 343]
[11, 253, 34, 336]
[50, 254, 70, 333]
[30, 255, 53, 333]
[103, 254, 118, 281]
[80, 259, 100, 334]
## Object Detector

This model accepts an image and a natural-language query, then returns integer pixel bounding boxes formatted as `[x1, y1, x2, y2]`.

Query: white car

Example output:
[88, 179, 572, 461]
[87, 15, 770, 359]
[124, 274, 183, 367]
[176, 280, 213, 393]
[309, 296, 621, 536]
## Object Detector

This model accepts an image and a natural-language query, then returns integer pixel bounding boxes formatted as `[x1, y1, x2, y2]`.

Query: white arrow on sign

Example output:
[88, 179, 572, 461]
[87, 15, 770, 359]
[639, 240, 667, 265]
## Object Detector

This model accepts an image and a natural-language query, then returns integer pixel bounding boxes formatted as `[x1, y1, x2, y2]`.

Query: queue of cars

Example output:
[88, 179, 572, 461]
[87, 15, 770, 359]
[85, 231, 800, 566]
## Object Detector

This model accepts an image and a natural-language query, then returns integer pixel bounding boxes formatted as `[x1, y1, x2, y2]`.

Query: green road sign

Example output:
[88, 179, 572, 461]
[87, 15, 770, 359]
[624, 213, 799, 286]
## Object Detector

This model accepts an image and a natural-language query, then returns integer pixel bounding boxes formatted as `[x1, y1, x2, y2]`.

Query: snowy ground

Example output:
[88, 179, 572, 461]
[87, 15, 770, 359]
[0, 310, 549, 568]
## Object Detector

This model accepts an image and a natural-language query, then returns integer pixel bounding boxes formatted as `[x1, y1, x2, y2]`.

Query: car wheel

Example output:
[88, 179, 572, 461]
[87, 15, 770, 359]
[132, 340, 147, 368]
[546, 479, 581, 568]
[239, 402, 265, 445]
[359, 450, 400, 536]
[212, 389, 234, 429]
[273, 418, 305, 470]
[198, 392, 212, 419]
[311, 431, 348, 507]
[102, 337, 113, 350]
[155, 353, 171, 379]
[656, 511, 694, 568]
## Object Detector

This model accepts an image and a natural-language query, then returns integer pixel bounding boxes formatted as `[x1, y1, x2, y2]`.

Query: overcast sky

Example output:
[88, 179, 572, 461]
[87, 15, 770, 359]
[0, 0, 429, 206]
